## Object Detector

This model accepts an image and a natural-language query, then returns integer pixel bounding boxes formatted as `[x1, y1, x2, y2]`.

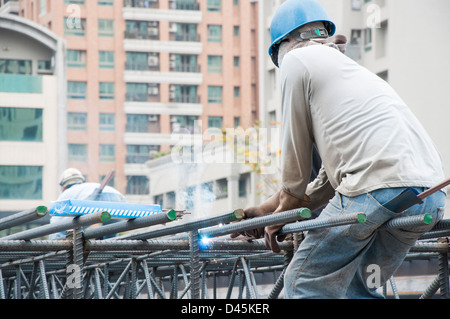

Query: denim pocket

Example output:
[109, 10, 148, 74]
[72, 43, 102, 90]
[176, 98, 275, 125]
[346, 192, 398, 241]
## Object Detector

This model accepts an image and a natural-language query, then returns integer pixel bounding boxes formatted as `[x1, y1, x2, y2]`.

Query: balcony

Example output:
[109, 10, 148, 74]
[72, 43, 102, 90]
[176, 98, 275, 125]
[124, 0, 200, 10]
[125, 29, 159, 41]
[124, 0, 159, 9]
[0, 74, 42, 94]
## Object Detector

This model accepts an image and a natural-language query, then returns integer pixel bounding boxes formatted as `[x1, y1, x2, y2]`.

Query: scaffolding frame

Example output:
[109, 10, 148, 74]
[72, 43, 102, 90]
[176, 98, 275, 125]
[0, 206, 449, 299]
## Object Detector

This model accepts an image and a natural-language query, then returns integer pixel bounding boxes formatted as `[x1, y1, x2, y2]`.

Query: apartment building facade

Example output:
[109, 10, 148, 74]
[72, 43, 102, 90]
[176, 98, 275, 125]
[0, 13, 66, 224]
[16, 0, 259, 205]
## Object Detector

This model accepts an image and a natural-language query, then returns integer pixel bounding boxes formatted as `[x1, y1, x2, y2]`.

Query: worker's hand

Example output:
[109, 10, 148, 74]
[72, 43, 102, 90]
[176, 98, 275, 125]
[264, 189, 311, 253]
[230, 191, 281, 240]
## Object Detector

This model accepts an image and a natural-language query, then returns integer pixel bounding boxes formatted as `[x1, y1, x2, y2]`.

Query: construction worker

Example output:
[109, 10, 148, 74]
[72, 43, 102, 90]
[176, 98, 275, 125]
[234, 0, 447, 298]
[49, 168, 125, 239]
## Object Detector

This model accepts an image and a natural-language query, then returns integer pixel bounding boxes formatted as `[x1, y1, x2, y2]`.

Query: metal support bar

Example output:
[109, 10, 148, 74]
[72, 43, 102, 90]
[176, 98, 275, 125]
[115, 209, 245, 240]
[199, 208, 311, 239]
[83, 210, 177, 240]
[0, 210, 110, 241]
[438, 238, 449, 298]
[0, 206, 48, 231]
[279, 212, 366, 235]
[189, 230, 200, 299]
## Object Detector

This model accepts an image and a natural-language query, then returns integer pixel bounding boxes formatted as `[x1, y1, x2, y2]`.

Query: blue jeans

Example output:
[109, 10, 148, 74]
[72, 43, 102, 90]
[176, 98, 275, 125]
[283, 187, 446, 299]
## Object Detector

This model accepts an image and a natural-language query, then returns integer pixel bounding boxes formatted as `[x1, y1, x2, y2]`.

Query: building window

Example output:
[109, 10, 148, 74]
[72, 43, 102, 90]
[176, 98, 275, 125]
[169, 85, 198, 103]
[126, 52, 160, 71]
[125, 20, 159, 40]
[364, 28, 372, 51]
[233, 56, 240, 67]
[234, 86, 240, 98]
[99, 82, 115, 100]
[37, 60, 52, 74]
[64, 0, 85, 4]
[64, 18, 86, 36]
[126, 114, 160, 133]
[0, 166, 42, 200]
[169, 23, 199, 42]
[170, 115, 198, 133]
[213, 178, 227, 199]
[233, 26, 239, 37]
[0, 59, 32, 75]
[207, 0, 221, 12]
[208, 86, 222, 104]
[239, 173, 249, 197]
[208, 116, 222, 129]
[40, 0, 47, 14]
[98, 19, 114, 37]
[207, 25, 222, 42]
[100, 144, 115, 162]
[126, 175, 149, 195]
[98, 0, 113, 5]
[169, 54, 198, 72]
[234, 116, 240, 127]
[126, 145, 160, 163]
[68, 81, 87, 99]
[207, 55, 222, 73]
[126, 83, 148, 102]
[99, 51, 115, 69]
[67, 112, 87, 131]
[68, 144, 88, 162]
[67, 50, 86, 68]
[99, 113, 115, 131]
[0, 107, 43, 141]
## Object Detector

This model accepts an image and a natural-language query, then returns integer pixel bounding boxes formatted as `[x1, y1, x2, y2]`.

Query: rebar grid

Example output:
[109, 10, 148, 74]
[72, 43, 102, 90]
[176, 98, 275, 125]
[0, 206, 449, 299]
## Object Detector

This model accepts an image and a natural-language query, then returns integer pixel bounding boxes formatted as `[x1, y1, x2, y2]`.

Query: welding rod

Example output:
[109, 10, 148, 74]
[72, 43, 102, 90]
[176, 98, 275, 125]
[0, 206, 48, 231]
[278, 212, 366, 235]
[82, 209, 178, 240]
[114, 208, 245, 240]
[0, 210, 111, 241]
[199, 208, 312, 239]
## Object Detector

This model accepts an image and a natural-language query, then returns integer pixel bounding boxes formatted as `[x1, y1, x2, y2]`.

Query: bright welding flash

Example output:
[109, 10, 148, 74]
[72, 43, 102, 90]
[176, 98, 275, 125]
[200, 236, 211, 247]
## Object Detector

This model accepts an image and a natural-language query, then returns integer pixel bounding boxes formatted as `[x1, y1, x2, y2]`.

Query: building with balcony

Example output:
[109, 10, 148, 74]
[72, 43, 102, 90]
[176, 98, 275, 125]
[14, 0, 259, 209]
[0, 13, 66, 228]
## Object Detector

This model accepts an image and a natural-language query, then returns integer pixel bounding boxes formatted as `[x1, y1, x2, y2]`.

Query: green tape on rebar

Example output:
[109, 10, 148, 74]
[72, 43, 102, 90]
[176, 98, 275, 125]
[356, 213, 367, 224]
[423, 213, 433, 225]
[36, 205, 48, 216]
[100, 211, 111, 223]
[230, 209, 245, 221]
[296, 208, 311, 219]
[166, 209, 178, 221]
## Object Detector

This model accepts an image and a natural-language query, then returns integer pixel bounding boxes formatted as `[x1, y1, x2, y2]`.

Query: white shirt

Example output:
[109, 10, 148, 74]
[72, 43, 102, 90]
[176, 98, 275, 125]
[279, 45, 445, 205]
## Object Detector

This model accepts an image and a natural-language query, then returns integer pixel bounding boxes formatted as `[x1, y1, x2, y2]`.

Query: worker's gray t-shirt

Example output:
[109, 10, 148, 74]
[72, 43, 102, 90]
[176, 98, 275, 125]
[279, 45, 445, 203]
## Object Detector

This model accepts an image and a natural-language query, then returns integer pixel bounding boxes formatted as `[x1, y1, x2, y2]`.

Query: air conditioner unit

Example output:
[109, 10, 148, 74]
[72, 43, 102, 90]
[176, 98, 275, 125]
[169, 23, 178, 33]
[148, 56, 158, 66]
[148, 115, 158, 122]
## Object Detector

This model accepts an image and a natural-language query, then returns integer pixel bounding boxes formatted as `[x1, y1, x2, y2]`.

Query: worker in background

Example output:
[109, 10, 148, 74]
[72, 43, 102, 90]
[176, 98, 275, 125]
[49, 168, 125, 240]
[233, 0, 446, 299]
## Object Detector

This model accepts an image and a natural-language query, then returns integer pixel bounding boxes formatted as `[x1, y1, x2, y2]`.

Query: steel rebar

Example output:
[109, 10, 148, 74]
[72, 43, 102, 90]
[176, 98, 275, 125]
[199, 208, 311, 239]
[82, 210, 178, 240]
[0, 206, 48, 231]
[278, 212, 366, 235]
[114, 209, 245, 240]
[0, 211, 111, 241]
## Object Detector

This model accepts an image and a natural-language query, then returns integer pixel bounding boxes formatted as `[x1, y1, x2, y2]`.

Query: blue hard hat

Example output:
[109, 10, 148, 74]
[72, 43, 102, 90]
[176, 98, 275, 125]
[268, 0, 336, 64]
